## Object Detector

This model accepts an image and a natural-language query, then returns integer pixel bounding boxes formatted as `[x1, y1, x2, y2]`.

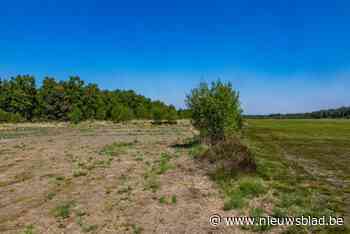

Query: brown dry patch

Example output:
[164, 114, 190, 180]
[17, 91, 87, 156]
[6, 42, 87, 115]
[0, 121, 255, 234]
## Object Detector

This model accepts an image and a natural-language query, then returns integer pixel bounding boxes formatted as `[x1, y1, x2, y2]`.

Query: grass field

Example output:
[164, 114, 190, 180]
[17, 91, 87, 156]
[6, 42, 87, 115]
[0, 120, 349, 233]
[244, 119, 350, 233]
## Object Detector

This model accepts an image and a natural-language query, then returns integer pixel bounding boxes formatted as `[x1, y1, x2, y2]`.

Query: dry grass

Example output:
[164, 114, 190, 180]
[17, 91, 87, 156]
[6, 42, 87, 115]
[0, 121, 244, 234]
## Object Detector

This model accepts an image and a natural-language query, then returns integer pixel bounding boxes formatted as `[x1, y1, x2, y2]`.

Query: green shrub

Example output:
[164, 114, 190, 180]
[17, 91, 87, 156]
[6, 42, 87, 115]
[68, 106, 83, 124]
[0, 109, 23, 123]
[186, 80, 243, 144]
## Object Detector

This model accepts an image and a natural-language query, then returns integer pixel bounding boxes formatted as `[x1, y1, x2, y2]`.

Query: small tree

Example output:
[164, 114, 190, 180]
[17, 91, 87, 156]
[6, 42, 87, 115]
[186, 80, 242, 144]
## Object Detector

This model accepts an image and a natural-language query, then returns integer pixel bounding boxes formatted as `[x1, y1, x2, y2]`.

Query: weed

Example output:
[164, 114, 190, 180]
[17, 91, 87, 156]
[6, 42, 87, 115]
[52, 201, 75, 219]
[171, 195, 177, 204]
[145, 172, 160, 193]
[156, 152, 173, 174]
[159, 196, 166, 204]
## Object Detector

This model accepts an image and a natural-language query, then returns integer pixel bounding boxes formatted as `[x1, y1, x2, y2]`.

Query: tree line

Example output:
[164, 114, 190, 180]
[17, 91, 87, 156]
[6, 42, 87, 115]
[0, 75, 190, 123]
[246, 106, 350, 119]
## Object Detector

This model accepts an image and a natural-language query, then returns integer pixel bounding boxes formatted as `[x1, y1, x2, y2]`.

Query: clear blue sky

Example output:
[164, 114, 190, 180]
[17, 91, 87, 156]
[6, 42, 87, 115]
[1, 0, 349, 114]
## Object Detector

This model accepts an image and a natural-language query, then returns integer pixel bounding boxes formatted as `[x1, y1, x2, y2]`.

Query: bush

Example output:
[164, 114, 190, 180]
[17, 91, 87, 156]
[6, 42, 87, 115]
[0, 109, 23, 123]
[203, 137, 256, 172]
[186, 80, 242, 144]
[68, 106, 82, 124]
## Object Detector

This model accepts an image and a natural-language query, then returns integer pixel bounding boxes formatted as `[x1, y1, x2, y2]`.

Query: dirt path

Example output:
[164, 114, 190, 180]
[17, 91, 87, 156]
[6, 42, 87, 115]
[0, 122, 246, 234]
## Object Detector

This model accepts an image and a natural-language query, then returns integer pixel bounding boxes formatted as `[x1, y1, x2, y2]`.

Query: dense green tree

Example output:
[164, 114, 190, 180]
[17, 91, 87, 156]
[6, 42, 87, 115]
[0, 75, 185, 123]
[37, 77, 66, 120]
[0, 75, 37, 120]
[186, 80, 243, 144]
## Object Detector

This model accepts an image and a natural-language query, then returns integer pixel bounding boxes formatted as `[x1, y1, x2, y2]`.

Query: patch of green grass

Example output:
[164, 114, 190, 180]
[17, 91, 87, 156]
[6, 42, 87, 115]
[223, 192, 246, 210]
[75, 211, 98, 233]
[131, 224, 143, 234]
[156, 153, 173, 174]
[100, 142, 133, 157]
[0, 127, 49, 140]
[188, 144, 207, 159]
[158, 195, 177, 205]
[238, 177, 267, 197]
[171, 195, 177, 204]
[144, 172, 160, 193]
[22, 225, 35, 234]
[248, 207, 271, 232]
[52, 201, 75, 219]
[210, 166, 265, 211]
[159, 196, 166, 204]
[47, 191, 56, 200]
[244, 119, 350, 232]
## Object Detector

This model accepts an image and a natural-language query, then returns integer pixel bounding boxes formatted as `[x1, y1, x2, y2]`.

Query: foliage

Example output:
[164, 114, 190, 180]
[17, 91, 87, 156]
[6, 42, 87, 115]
[0, 75, 181, 123]
[186, 80, 243, 144]
[68, 105, 83, 124]
[247, 106, 350, 119]
[110, 104, 134, 122]
[0, 108, 23, 123]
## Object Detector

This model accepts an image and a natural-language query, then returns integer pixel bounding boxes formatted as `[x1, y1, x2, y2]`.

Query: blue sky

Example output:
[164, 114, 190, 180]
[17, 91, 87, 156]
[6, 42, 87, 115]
[1, 0, 349, 114]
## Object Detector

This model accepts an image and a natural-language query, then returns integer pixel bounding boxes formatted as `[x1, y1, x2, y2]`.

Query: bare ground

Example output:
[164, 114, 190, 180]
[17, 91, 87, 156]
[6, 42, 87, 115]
[0, 122, 249, 234]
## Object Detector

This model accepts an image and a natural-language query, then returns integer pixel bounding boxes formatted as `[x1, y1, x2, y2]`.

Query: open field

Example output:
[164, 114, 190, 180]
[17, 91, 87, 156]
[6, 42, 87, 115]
[244, 119, 350, 233]
[0, 120, 349, 233]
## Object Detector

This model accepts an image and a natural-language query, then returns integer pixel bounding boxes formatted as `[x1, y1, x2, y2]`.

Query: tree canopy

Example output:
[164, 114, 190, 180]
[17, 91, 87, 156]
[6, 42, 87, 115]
[0, 75, 180, 123]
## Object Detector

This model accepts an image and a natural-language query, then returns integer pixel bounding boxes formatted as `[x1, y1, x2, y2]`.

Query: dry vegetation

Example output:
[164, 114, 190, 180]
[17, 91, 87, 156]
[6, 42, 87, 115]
[0, 121, 245, 234]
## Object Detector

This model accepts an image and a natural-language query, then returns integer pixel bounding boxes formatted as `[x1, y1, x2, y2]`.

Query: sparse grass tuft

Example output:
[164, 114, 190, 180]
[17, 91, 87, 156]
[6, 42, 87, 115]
[132, 224, 143, 234]
[171, 195, 177, 204]
[188, 144, 207, 159]
[47, 191, 56, 200]
[100, 142, 133, 157]
[238, 177, 266, 197]
[159, 196, 166, 204]
[156, 153, 173, 174]
[52, 201, 75, 219]
[22, 225, 35, 234]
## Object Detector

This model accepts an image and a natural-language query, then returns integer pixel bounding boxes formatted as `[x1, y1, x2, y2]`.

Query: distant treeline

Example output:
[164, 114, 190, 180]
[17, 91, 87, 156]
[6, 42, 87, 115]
[0, 75, 191, 123]
[246, 107, 350, 119]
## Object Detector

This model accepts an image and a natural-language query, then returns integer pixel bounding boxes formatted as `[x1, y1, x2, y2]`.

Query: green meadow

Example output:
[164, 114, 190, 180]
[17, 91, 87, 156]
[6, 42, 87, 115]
[243, 119, 350, 233]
